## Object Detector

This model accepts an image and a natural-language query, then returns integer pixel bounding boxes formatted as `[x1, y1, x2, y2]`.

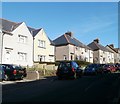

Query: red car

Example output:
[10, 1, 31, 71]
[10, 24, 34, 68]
[103, 64, 117, 73]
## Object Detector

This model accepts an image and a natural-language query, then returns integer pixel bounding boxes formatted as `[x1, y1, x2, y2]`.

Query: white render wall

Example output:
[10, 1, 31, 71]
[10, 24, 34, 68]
[55, 44, 93, 63]
[2, 22, 33, 67]
[68, 44, 75, 60]
[0, 32, 2, 64]
[33, 29, 55, 62]
[89, 50, 93, 63]
[93, 50, 99, 63]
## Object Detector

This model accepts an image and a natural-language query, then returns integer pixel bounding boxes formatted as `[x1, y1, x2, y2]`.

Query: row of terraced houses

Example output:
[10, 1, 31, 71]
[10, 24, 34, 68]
[0, 18, 120, 67]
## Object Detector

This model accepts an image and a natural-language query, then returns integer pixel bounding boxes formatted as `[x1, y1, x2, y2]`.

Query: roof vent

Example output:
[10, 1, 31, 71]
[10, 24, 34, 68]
[11, 25, 14, 31]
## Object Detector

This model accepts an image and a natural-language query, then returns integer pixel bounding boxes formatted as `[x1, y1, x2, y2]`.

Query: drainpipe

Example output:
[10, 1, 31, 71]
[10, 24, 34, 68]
[33, 37, 35, 63]
[0, 32, 5, 64]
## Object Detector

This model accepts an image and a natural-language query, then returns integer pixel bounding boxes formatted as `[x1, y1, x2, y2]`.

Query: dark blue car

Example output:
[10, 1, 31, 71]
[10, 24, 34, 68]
[56, 61, 83, 79]
[0, 64, 27, 81]
[84, 64, 102, 75]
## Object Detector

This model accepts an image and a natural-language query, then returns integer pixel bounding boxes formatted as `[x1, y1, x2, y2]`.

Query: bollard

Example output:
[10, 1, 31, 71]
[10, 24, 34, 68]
[36, 70, 39, 80]
[43, 65, 46, 76]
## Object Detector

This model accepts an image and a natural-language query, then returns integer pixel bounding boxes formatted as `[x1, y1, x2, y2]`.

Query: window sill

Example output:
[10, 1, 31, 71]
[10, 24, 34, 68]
[38, 46, 46, 49]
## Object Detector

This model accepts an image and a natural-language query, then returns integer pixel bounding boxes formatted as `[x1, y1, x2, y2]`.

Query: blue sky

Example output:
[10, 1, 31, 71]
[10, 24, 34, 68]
[2, 2, 118, 47]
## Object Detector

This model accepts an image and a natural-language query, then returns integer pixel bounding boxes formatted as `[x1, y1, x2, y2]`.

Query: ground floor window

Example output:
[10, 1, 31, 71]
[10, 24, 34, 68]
[38, 55, 45, 62]
[18, 52, 27, 61]
[63, 55, 67, 60]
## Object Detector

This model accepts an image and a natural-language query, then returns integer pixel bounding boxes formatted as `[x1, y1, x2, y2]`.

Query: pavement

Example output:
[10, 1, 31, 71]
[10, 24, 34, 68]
[0, 77, 47, 85]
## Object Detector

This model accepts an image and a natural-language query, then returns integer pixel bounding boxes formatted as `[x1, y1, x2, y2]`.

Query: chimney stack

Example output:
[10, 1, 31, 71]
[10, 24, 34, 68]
[94, 38, 99, 43]
[109, 44, 114, 48]
[65, 31, 73, 37]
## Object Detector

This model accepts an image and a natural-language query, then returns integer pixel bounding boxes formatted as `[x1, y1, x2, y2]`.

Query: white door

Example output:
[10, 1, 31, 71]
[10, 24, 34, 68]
[5, 50, 11, 64]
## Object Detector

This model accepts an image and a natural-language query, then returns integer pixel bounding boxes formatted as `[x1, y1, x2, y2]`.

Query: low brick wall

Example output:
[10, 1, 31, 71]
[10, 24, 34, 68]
[25, 71, 38, 80]
[33, 63, 58, 70]
[25, 69, 56, 80]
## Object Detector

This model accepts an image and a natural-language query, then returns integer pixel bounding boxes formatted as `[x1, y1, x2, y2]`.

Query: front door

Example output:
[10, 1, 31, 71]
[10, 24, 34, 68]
[5, 50, 11, 64]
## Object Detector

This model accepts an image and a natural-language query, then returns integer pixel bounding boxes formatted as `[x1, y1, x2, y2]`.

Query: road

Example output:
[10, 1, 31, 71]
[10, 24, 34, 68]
[2, 73, 120, 104]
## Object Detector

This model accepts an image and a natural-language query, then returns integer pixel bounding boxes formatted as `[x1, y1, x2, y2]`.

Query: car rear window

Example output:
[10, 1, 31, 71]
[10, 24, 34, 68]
[59, 62, 71, 69]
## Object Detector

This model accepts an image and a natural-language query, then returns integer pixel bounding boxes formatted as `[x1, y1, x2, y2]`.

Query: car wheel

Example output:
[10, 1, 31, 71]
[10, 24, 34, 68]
[58, 76, 62, 80]
[72, 73, 76, 79]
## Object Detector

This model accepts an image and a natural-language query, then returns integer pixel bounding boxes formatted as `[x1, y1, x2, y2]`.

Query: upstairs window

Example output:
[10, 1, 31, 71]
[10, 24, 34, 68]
[18, 35, 27, 43]
[38, 40, 46, 48]
[38, 55, 45, 62]
[85, 49, 88, 52]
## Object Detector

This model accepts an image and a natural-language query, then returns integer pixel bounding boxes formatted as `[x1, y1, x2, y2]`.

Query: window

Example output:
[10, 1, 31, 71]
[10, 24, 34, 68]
[85, 57, 88, 62]
[85, 49, 88, 52]
[63, 55, 67, 60]
[76, 55, 79, 60]
[38, 55, 45, 62]
[18, 35, 27, 43]
[103, 58, 105, 61]
[18, 52, 27, 61]
[38, 40, 46, 48]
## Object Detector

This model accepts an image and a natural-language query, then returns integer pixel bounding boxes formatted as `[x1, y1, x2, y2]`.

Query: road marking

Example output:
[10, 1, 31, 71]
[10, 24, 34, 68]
[84, 82, 95, 92]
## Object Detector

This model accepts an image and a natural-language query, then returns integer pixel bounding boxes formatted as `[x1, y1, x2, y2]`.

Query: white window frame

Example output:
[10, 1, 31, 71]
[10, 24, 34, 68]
[18, 52, 27, 61]
[18, 35, 27, 44]
[38, 55, 45, 62]
[63, 55, 67, 60]
[38, 40, 46, 48]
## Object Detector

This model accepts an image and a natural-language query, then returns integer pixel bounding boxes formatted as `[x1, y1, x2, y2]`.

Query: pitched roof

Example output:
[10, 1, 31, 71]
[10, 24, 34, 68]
[48, 37, 55, 46]
[88, 41, 112, 52]
[28, 26, 55, 46]
[114, 48, 120, 53]
[106, 45, 118, 53]
[73, 38, 92, 50]
[27, 27, 42, 37]
[0, 18, 22, 32]
[53, 33, 92, 50]
[53, 34, 69, 46]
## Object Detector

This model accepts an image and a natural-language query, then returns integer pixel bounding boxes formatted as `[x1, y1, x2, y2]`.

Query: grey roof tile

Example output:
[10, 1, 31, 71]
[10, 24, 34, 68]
[53, 34, 69, 46]
[88, 41, 113, 52]
[0, 18, 22, 32]
[106, 45, 119, 53]
[53, 33, 92, 50]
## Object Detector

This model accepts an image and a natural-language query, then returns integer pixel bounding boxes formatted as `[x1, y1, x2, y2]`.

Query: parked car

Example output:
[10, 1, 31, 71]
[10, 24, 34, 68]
[56, 61, 83, 79]
[84, 64, 102, 75]
[115, 64, 120, 72]
[0, 64, 27, 81]
[0, 65, 5, 81]
[102, 64, 117, 73]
